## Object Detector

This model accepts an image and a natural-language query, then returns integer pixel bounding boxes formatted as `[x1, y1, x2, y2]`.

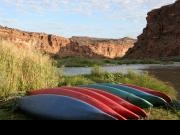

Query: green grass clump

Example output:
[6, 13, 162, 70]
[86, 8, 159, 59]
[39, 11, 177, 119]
[148, 108, 180, 120]
[91, 65, 105, 76]
[117, 71, 176, 98]
[58, 76, 94, 86]
[0, 40, 59, 99]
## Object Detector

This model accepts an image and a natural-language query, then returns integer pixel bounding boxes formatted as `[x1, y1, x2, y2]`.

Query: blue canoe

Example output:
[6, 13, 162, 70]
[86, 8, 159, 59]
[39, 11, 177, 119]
[81, 84, 153, 108]
[101, 83, 168, 107]
[18, 95, 117, 120]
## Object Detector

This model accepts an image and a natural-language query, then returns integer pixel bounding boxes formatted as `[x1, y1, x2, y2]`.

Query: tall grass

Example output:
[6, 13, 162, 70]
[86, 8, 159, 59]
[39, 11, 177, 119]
[59, 76, 94, 86]
[83, 71, 176, 99]
[91, 65, 104, 76]
[0, 40, 59, 99]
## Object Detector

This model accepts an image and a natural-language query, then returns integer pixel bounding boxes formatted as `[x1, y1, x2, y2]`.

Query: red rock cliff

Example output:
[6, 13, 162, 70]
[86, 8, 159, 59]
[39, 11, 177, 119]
[126, 0, 180, 59]
[60, 36, 135, 58]
[0, 26, 70, 55]
[0, 26, 135, 59]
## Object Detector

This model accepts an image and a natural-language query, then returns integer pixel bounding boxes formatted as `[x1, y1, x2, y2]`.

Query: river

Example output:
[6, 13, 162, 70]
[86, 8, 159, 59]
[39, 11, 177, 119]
[63, 62, 180, 99]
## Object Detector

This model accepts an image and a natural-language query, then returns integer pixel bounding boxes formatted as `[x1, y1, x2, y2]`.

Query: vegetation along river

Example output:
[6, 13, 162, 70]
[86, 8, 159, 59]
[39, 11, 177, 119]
[63, 62, 180, 99]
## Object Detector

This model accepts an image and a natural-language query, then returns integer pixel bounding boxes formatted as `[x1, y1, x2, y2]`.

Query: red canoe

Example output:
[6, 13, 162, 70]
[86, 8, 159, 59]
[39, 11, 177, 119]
[124, 84, 172, 103]
[77, 87, 147, 118]
[62, 87, 140, 120]
[30, 88, 125, 120]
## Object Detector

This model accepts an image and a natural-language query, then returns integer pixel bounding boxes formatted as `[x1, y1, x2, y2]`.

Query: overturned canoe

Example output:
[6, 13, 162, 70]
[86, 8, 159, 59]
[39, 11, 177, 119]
[61, 87, 140, 120]
[102, 83, 168, 107]
[30, 88, 125, 120]
[81, 87, 148, 118]
[18, 95, 117, 120]
[81, 84, 153, 108]
[124, 84, 172, 103]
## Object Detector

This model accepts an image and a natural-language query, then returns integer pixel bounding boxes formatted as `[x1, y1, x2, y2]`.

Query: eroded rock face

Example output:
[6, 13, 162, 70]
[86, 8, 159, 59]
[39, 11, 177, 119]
[0, 26, 70, 55]
[60, 37, 135, 58]
[126, 0, 180, 59]
[0, 26, 135, 59]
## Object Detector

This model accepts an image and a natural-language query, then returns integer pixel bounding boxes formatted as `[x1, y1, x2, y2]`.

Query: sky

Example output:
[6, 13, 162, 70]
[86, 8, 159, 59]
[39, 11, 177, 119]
[0, 0, 176, 38]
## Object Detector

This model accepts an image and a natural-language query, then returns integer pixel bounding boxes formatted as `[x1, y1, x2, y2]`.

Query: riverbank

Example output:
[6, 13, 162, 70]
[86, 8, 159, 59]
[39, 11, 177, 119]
[0, 41, 180, 120]
[62, 62, 180, 76]
[147, 68, 180, 100]
[1, 70, 180, 120]
[54, 56, 170, 67]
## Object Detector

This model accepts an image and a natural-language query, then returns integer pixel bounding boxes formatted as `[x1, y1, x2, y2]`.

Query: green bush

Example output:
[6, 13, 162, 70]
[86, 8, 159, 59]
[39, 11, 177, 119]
[0, 40, 59, 99]
[58, 76, 94, 86]
[91, 65, 105, 76]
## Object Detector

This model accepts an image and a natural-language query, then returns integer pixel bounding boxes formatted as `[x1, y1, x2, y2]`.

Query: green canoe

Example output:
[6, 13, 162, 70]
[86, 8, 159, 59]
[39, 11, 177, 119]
[81, 84, 153, 108]
[101, 83, 168, 107]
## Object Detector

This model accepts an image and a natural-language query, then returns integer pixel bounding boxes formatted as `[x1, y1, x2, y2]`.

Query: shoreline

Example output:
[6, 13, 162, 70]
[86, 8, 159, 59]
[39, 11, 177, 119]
[55, 57, 179, 68]
[1, 71, 179, 120]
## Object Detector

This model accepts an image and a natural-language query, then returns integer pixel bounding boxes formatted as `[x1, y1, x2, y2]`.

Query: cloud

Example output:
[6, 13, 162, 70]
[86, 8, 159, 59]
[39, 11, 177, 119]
[3, 0, 176, 19]
[4, 0, 176, 15]
[1, 0, 176, 38]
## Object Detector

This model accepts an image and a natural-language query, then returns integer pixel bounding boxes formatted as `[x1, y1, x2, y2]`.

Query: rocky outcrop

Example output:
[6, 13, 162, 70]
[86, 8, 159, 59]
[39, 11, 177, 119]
[0, 26, 135, 59]
[126, 0, 180, 59]
[0, 26, 70, 55]
[60, 37, 135, 58]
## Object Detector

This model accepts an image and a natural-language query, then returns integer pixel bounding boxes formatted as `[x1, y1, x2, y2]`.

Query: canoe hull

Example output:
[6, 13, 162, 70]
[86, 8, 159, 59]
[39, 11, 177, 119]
[102, 83, 168, 107]
[61, 87, 140, 120]
[82, 87, 147, 118]
[124, 84, 172, 103]
[18, 95, 117, 120]
[81, 84, 153, 108]
[30, 88, 125, 120]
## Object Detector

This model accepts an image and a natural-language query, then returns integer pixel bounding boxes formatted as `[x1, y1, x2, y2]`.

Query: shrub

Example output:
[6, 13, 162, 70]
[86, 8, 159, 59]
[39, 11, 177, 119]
[91, 65, 104, 76]
[0, 40, 59, 99]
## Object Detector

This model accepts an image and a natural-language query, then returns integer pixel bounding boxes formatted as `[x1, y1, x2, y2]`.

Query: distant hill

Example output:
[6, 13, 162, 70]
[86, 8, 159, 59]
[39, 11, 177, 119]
[71, 36, 135, 46]
[0, 26, 135, 59]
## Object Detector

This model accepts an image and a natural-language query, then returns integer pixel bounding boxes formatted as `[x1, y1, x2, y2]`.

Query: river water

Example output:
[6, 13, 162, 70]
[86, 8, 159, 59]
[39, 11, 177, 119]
[63, 62, 180, 99]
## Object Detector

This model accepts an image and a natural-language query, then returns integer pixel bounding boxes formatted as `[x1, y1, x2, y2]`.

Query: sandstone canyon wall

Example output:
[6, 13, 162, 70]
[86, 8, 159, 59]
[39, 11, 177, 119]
[0, 26, 135, 59]
[126, 0, 180, 59]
